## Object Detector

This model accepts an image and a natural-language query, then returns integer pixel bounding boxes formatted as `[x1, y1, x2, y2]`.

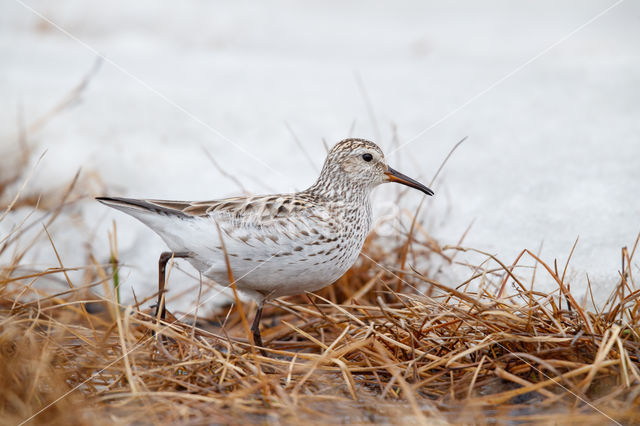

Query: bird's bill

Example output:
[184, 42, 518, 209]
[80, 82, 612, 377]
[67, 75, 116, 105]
[385, 167, 434, 196]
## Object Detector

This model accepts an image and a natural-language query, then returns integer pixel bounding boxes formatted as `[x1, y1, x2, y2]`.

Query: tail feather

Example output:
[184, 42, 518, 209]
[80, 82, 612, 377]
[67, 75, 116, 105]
[96, 197, 189, 218]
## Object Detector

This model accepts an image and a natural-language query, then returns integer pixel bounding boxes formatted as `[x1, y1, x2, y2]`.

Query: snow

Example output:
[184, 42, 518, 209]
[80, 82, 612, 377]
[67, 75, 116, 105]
[1, 0, 639, 313]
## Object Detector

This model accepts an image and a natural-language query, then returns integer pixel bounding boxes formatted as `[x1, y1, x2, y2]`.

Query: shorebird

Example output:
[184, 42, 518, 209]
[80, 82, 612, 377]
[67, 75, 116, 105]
[97, 138, 433, 350]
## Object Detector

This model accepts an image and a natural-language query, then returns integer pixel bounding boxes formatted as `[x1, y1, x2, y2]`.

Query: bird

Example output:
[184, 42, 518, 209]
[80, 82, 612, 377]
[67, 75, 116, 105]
[96, 138, 433, 350]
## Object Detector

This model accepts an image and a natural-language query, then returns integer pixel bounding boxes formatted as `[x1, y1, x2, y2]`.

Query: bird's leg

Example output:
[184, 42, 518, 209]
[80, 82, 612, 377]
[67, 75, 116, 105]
[251, 302, 265, 352]
[156, 251, 191, 320]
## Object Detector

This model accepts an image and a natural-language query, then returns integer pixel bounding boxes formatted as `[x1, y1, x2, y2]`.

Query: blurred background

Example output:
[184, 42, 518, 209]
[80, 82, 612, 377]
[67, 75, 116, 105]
[1, 0, 638, 313]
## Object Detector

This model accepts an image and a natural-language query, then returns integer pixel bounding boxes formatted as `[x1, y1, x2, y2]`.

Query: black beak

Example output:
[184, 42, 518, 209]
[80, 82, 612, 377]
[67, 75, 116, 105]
[384, 167, 434, 196]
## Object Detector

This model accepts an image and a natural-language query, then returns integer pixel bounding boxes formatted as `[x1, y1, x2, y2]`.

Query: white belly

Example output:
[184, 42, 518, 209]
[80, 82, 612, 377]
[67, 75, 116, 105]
[197, 236, 363, 300]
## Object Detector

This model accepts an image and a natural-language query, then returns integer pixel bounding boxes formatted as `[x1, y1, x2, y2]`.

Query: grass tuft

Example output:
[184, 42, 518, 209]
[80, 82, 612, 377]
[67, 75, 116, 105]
[1, 162, 639, 425]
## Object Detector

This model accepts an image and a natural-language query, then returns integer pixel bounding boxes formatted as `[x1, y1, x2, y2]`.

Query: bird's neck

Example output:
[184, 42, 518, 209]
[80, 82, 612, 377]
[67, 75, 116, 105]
[305, 172, 372, 207]
[300, 172, 374, 242]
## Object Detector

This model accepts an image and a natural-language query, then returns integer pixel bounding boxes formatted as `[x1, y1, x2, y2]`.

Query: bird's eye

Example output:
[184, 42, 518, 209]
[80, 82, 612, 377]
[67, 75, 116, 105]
[362, 153, 373, 162]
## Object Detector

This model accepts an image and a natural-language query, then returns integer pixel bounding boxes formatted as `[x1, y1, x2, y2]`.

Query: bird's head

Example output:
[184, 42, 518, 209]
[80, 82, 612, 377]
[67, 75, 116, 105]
[315, 138, 433, 197]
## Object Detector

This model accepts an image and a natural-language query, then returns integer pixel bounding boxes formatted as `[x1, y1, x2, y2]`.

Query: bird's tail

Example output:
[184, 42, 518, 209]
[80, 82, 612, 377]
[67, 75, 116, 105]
[95, 197, 189, 218]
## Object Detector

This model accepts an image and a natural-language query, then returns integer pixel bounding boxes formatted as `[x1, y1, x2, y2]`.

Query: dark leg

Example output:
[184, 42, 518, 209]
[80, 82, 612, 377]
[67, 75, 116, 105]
[251, 302, 265, 350]
[156, 251, 191, 320]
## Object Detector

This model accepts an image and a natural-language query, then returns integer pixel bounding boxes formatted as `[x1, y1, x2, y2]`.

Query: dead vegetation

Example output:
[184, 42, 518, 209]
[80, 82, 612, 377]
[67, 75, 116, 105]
[1, 163, 639, 425]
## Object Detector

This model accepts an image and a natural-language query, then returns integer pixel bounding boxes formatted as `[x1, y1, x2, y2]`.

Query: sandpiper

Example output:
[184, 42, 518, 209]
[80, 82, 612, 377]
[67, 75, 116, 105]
[97, 138, 433, 349]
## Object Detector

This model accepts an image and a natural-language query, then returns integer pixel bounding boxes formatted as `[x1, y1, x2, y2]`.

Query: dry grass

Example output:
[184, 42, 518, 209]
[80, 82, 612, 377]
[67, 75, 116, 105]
[1, 169, 640, 425]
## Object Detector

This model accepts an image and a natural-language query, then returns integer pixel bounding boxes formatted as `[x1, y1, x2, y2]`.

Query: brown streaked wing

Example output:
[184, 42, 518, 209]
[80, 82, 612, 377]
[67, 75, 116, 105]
[148, 194, 321, 223]
[185, 197, 248, 216]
